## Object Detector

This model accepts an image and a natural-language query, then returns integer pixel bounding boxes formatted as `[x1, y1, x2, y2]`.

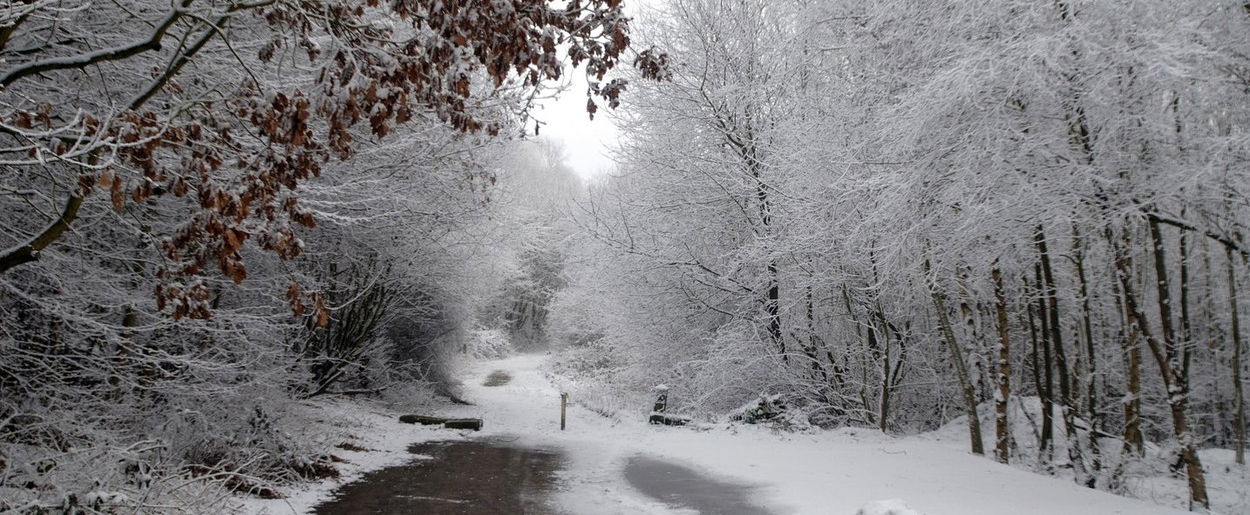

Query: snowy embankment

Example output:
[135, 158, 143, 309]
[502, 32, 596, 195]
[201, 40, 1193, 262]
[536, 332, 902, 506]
[925, 397, 1250, 513]
[236, 353, 1235, 515]
[232, 399, 461, 515]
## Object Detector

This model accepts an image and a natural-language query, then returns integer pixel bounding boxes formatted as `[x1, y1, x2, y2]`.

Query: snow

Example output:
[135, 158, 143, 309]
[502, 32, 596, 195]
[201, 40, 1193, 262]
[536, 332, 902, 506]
[235, 400, 461, 515]
[855, 499, 923, 515]
[925, 396, 1249, 513]
[236, 353, 1209, 515]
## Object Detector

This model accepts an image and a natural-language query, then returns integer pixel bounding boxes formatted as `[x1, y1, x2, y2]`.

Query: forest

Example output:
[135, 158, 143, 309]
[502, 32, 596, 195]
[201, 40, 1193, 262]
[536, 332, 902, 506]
[2, 0, 1249, 514]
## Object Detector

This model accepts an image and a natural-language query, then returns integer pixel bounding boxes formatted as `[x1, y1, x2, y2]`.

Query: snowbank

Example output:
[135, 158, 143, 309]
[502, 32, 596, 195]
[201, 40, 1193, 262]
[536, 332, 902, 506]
[232, 398, 470, 514]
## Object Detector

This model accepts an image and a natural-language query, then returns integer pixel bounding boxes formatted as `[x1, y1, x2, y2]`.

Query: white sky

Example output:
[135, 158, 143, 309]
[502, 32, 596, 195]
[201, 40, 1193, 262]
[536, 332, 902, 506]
[528, 1, 660, 182]
[532, 70, 621, 182]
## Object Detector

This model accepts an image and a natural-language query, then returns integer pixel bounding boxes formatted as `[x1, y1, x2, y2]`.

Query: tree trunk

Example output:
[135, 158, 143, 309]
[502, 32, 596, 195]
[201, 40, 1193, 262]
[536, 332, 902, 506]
[992, 266, 1012, 464]
[802, 285, 828, 383]
[926, 259, 985, 456]
[767, 260, 783, 356]
[1072, 225, 1102, 479]
[1179, 228, 1194, 382]
[1026, 277, 1050, 460]
[1227, 247, 1246, 465]
[1123, 319, 1144, 456]
[1036, 226, 1087, 485]
[749, 131, 781, 358]
[1033, 262, 1055, 463]
[1108, 233, 1145, 456]
[1132, 219, 1209, 510]
[880, 327, 893, 433]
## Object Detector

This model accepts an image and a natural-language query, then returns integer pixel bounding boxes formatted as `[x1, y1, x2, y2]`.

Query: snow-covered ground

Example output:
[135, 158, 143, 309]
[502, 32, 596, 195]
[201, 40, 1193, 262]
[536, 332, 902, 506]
[239, 353, 1239, 515]
[231, 398, 458, 515]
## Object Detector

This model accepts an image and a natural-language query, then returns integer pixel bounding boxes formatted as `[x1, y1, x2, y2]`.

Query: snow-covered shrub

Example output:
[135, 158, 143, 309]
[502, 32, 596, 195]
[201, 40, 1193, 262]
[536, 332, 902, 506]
[546, 284, 608, 348]
[464, 327, 513, 360]
[0, 358, 329, 510]
[547, 341, 651, 421]
[729, 394, 788, 424]
[380, 379, 445, 413]
[677, 321, 804, 418]
[172, 400, 338, 490]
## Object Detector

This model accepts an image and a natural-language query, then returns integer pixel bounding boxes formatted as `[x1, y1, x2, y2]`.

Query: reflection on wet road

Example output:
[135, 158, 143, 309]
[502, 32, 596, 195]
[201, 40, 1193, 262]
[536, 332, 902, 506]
[625, 456, 775, 515]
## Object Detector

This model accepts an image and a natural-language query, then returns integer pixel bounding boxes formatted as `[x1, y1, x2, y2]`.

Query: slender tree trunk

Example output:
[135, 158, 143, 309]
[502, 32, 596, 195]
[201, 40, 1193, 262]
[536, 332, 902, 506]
[1027, 274, 1050, 460]
[1034, 262, 1055, 463]
[767, 260, 783, 356]
[1228, 247, 1246, 465]
[955, 270, 991, 401]
[926, 259, 985, 456]
[1072, 225, 1102, 479]
[1026, 285, 1044, 443]
[1179, 228, 1194, 382]
[1106, 228, 1144, 457]
[1141, 218, 1209, 510]
[1036, 226, 1088, 485]
[992, 266, 1012, 464]
[1119, 275, 1146, 457]
[748, 136, 782, 358]
[861, 306, 880, 426]
[802, 284, 828, 382]
[880, 322, 893, 433]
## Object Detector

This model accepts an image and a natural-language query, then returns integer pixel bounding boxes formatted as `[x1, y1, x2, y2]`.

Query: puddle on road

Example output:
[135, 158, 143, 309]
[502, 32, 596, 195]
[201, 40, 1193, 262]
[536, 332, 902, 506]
[483, 370, 513, 387]
[312, 439, 563, 515]
[311, 438, 775, 515]
[625, 456, 775, 515]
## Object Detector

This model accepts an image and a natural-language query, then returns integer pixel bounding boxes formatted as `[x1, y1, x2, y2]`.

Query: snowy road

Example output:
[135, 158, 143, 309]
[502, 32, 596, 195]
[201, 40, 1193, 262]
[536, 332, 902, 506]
[430, 353, 777, 514]
[254, 353, 1192, 515]
[464, 354, 1191, 514]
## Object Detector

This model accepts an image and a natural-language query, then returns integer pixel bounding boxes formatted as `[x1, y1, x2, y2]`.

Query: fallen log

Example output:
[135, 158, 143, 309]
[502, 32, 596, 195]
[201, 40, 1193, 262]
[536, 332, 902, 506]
[399, 414, 448, 425]
[648, 413, 691, 426]
[398, 414, 483, 430]
[443, 418, 483, 431]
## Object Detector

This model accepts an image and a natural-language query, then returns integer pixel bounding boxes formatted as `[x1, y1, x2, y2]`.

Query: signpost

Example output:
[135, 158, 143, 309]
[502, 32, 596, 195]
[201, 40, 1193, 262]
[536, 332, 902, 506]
[560, 392, 570, 430]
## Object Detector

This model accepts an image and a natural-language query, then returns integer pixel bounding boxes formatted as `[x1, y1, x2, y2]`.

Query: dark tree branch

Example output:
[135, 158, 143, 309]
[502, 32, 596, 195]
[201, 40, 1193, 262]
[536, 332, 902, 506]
[0, 0, 195, 87]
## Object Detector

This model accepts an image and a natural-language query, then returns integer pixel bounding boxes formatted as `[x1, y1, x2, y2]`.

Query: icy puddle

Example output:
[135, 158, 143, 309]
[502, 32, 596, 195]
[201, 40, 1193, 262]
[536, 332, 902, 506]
[312, 439, 562, 514]
[625, 456, 775, 515]
[483, 370, 512, 386]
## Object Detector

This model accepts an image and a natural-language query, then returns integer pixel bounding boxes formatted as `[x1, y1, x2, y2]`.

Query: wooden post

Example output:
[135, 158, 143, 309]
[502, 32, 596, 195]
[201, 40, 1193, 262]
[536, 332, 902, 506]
[560, 392, 569, 430]
[652, 385, 668, 415]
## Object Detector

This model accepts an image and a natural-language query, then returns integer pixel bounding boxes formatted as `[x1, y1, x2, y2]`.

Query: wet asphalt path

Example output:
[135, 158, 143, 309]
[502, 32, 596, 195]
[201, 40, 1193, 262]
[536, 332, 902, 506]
[311, 439, 775, 515]
[312, 440, 562, 515]
[311, 360, 775, 514]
